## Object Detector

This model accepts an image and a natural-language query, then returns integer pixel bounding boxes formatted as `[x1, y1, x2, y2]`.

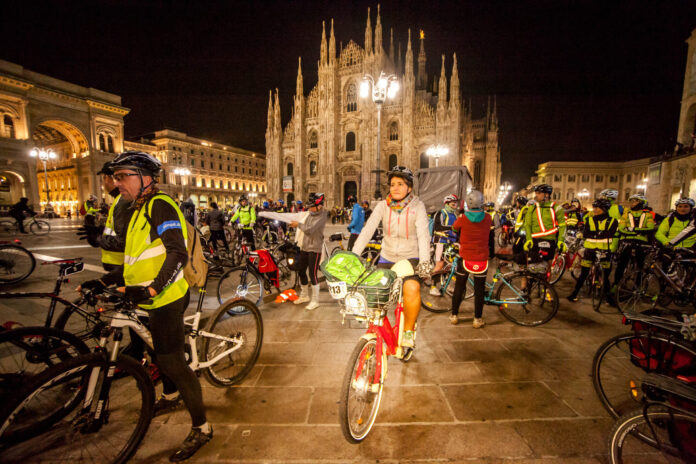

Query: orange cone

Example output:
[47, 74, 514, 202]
[275, 288, 299, 303]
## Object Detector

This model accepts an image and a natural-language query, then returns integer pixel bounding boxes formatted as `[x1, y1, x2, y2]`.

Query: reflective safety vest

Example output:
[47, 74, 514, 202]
[514, 206, 529, 233]
[584, 215, 618, 251]
[231, 205, 256, 230]
[566, 211, 582, 227]
[531, 202, 559, 238]
[620, 210, 653, 243]
[101, 194, 124, 266]
[123, 194, 189, 310]
[84, 201, 99, 216]
[487, 211, 496, 230]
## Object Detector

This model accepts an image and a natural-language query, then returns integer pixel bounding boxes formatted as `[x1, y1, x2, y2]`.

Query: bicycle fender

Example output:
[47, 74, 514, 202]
[360, 332, 377, 342]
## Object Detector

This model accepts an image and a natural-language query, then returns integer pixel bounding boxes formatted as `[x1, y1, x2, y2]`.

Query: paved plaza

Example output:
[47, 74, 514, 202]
[1, 219, 642, 463]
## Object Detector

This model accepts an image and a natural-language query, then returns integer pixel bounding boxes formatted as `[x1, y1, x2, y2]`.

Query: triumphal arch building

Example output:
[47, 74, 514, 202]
[0, 59, 128, 215]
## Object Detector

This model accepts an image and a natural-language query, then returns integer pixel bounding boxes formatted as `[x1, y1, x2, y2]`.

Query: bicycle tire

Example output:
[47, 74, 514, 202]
[607, 408, 696, 463]
[0, 243, 36, 284]
[548, 253, 566, 285]
[30, 220, 51, 236]
[202, 298, 263, 387]
[360, 248, 380, 265]
[0, 220, 15, 234]
[0, 352, 154, 464]
[495, 272, 559, 326]
[217, 265, 264, 305]
[0, 326, 89, 403]
[338, 337, 384, 443]
[591, 265, 605, 311]
[592, 331, 696, 420]
[570, 253, 583, 280]
[616, 271, 660, 314]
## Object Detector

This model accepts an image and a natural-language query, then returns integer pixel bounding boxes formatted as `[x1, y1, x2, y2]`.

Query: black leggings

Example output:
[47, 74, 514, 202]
[614, 241, 645, 286]
[241, 228, 256, 251]
[149, 296, 207, 427]
[451, 260, 487, 319]
[297, 250, 321, 285]
[210, 229, 229, 251]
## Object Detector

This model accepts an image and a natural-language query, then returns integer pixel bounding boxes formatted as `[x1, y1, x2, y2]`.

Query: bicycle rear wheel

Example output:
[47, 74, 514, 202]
[495, 273, 559, 326]
[339, 337, 384, 443]
[0, 220, 15, 234]
[202, 298, 263, 387]
[548, 253, 566, 285]
[0, 352, 154, 463]
[592, 331, 696, 420]
[617, 271, 660, 314]
[591, 265, 605, 311]
[217, 266, 264, 305]
[0, 244, 36, 284]
[360, 247, 380, 265]
[30, 220, 51, 236]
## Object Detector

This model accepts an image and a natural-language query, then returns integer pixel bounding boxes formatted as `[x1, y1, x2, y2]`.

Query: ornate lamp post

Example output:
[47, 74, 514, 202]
[174, 168, 191, 200]
[360, 71, 399, 199]
[497, 182, 513, 206]
[426, 144, 449, 167]
[29, 147, 57, 213]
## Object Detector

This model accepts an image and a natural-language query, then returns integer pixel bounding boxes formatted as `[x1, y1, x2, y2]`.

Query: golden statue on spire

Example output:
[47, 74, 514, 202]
[419, 29, 425, 39]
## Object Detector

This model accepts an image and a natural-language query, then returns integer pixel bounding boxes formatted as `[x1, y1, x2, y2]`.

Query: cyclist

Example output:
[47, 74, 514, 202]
[484, 201, 499, 258]
[523, 184, 567, 270]
[430, 194, 459, 284]
[82, 194, 100, 227]
[511, 196, 531, 266]
[599, 188, 623, 221]
[613, 193, 655, 287]
[289, 192, 327, 310]
[276, 199, 286, 213]
[565, 198, 585, 234]
[352, 166, 432, 354]
[346, 195, 364, 251]
[205, 202, 229, 254]
[567, 198, 618, 302]
[656, 197, 696, 249]
[231, 194, 256, 251]
[78, 151, 211, 461]
[450, 190, 491, 327]
[8, 197, 35, 234]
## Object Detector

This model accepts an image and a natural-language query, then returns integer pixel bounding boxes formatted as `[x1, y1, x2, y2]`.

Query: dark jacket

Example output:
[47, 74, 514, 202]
[206, 209, 225, 231]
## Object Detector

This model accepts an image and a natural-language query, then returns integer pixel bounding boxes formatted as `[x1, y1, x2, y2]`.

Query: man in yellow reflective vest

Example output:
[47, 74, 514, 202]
[512, 196, 531, 265]
[82, 195, 100, 227]
[568, 199, 618, 302]
[231, 194, 257, 250]
[77, 151, 212, 461]
[523, 184, 567, 269]
[613, 193, 655, 289]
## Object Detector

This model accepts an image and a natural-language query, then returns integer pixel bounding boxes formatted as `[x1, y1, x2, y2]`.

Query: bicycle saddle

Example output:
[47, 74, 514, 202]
[642, 373, 696, 403]
[329, 233, 345, 242]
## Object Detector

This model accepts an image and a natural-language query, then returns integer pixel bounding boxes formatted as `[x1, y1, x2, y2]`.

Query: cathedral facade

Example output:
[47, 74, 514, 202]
[265, 6, 501, 207]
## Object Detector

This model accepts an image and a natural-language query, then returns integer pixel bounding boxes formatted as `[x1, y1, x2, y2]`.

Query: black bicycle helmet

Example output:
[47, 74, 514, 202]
[592, 198, 611, 212]
[308, 192, 325, 206]
[347, 195, 357, 204]
[387, 166, 414, 187]
[534, 184, 553, 194]
[110, 151, 161, 177]
[516, 196, 528, 206]
[239, 194, 248, 203]
[96, 161, 114, 176]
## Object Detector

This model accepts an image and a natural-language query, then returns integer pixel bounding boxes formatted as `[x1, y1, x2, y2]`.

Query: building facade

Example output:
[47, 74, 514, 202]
[265, 6, 501, 207]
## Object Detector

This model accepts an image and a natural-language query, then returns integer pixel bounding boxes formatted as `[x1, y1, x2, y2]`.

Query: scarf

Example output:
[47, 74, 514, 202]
[386, 192, 414, 214]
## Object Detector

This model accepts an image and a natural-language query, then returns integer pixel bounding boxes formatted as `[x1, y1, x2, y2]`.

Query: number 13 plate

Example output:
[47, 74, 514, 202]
[328, 281, 347, 299]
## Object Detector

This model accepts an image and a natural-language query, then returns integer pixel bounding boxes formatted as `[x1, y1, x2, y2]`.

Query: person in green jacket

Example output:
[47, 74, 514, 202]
[523, 184, 567, 269]
[656, 198, 696, 249]
[568, 198, 618, 302]
[613, 193, 655, 287]
[231, 194, 257, 251]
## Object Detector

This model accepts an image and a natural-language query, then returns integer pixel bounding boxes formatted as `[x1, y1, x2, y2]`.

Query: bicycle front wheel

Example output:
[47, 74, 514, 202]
[616, 271, 660, 314]
[339, 337, 384, 443]
[591, 265, 605, 311]
[202, 298, 263, 387]
[30, 220, 51, 236]
[0, 244, 36, 284]
[217, 266, 264, 305]
[592, 331, 696, 419]
[548, 253, 566, 285]
[495, 273, 559, 326]
[0, 220, 15, 234]
[420, 272, 456, 313]
[0, 352, 154, 463]
[607, 408, 696, 463]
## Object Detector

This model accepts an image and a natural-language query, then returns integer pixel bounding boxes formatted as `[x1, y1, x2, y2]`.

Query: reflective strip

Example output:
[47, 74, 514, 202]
[585, 238, 613, 244]
[628, 213, 646, 229]
[103, 227, 117, 237]
[124, 244, 166, 266]
[531, 203, 558, 238]
[133, 279, 155, 287]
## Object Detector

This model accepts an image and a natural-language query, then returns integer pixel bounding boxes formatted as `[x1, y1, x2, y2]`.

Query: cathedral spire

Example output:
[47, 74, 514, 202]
[405, 29, 414, 80]
[320, 21, 327, 66]
[491, 95, 498, 130]
[273, 88, 281, 133]
[296, 57, 303, 97]
[374, 4, 382, 55]
[328, 19, 336, 65]
[397, 41, 402, 73]
[438, 54, 447, 109]
[389, 28, 394, 62]
[267, 89, 273, 129]
[449, 53, 460, 103]
[417, 29, 427, 90]
[364, 7, 372, 55]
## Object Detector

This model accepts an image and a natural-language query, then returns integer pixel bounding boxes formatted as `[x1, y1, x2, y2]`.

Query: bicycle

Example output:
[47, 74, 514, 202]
[0, 287, 263, 463]
[422, 252, 559, 326]
[496, 224, 513, 248]
[0, 240, 36, 284]
[0, 215, 51, 236]
[255, 219, 281, 247]
[592, 310, 696, 420]
[548, 230, 583, 284]
[607, 373, 696, 463]
[323, 254, 415, 442]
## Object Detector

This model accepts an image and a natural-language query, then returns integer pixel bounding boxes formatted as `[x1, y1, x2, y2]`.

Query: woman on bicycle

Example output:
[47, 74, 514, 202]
[450, 190, 492, 327]
[352, 166, 431, 352]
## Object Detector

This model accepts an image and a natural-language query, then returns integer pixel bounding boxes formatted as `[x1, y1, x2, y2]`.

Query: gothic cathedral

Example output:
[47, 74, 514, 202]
[265, 5, 501, 207]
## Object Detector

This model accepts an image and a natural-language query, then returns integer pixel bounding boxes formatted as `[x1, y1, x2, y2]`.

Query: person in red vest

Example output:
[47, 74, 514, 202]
[450, 190, 492, 328]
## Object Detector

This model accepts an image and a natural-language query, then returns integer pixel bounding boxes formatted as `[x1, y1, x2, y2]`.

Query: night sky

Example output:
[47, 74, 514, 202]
[3, 0, 695, 190]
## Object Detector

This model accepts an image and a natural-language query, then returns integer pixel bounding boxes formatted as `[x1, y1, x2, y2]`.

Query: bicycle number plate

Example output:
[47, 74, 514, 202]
[65, 262, 84, 275]
[327, 281, 347, 299]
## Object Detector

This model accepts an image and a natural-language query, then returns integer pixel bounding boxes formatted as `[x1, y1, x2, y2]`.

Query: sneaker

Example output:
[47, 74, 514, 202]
[567, 295, 579, 303]
[305, 300, 320, 310]
[154, 394, 184, 417]
[449, 315, 459, 325]
[169, 426, 213, 462]
[402, 330, 416, 348]
[472, 318, 485, 329]
[429, 286, 441, 296]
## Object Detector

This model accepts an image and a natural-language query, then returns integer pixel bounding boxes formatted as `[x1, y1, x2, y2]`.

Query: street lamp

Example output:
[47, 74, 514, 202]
[636, 177, 648, 194]
[174, 168, 191, 200]
[426, 144, 449, 167]
[360, 71, 399, 199]
[578, 189, 590, 202]
[496, 182, 513, 206]
[29, 147, 57, 213]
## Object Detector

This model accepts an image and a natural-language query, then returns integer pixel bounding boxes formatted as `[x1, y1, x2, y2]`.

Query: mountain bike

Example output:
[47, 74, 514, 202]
[607, 373, 696, 463]
[0, 215, 51, 236]
[0, 287, 262, 463]
[0, 240, 36, 284]
[325, 257, 415, 442]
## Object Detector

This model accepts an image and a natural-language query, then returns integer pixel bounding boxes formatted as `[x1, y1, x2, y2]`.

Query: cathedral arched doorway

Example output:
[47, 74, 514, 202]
[420, 152, 429, 169]
[286, 193, 294, 205]
[343, 181, 357, 206]
[0, 171, 26, 209]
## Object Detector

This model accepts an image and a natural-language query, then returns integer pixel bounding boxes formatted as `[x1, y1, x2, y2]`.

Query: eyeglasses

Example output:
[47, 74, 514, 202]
[113, 173, 139, 182]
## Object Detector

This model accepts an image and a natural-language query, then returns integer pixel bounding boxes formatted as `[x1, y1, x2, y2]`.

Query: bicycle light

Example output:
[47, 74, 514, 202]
[629, 379, 639, 399]
[344, 292, 368, 317]
[288, 257, 294, 265]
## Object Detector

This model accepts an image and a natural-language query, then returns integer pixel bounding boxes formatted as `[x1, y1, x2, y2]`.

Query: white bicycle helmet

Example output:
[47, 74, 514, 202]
[466, 190, 484, 209]
[599, 189, 619, 200]
[675, 197, 695, 207]
[443, 194, 459, 204]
